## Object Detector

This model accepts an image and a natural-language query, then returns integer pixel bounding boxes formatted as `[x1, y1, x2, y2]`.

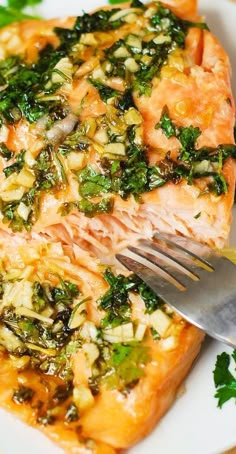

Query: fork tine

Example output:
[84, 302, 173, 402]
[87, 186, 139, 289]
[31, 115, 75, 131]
[136, 240, 201, 279]
[154, 232, 217, 268]
[116, 253, 185, 295]
[116, 252, 236, 347]
[127, 245, 199, 286]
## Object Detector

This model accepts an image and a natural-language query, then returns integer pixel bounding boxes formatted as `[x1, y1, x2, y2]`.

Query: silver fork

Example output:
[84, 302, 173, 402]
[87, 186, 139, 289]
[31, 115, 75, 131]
[116, 233, 236, 348]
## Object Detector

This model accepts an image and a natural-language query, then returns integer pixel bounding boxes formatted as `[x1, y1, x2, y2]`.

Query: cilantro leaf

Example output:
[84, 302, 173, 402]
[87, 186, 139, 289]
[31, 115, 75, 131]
[0, 6, 36, 28]
[151, 2, 208, 48]
[105, 342, 150, 389]
[78, 198, 113, 217]
[155, 106, 178, 138]
[74, 9, 123, 34]
[98, 269, 163, 327]
[0, 143, 14, 161]
[77, 166, 112, 198]
[108, 0, 128, 4]
[178, 125, 201, 151]
[3, 150, 25, 177]
[213, 350, 236, 408]
[0, 0, 42, 29]
[8, 0, 41, 10]
[89, 79, 120, 102]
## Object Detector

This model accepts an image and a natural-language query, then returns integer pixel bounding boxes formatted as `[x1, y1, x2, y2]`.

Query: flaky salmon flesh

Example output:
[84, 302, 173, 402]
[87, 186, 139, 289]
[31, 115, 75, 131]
[0, 0, 234, 453]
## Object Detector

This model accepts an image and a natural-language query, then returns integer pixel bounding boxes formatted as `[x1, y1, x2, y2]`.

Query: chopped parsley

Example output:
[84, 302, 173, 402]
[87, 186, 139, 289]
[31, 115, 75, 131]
[104, 342, 150, 390]
[0, 143, 14, 161]
[8, 0, 41, 10]
[12, 385, 35, 404]
[73, 9, 123, 34]
[0, 0, 233, 227]
[133, 44, 170, 96]
[89, 79, 120, 102]
[77, 198, 113, 217]
[98, 268, 163, 327]
[78, 166, 111, 198]
[156, 106, 236, 194]
[3, 150, 25, 177]
[108, 0, 128, 4]
[213, 350, 236, 408]
[1, 278, 80, 354]
[151, 2, 208, 48]
[155, 106, 177, 138]
[0, 4, 39, 29]
[65, 403, 79, 422]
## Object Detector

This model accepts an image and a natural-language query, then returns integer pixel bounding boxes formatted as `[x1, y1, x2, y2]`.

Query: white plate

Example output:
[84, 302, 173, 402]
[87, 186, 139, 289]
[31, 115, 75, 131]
[0, 1, 235, 453]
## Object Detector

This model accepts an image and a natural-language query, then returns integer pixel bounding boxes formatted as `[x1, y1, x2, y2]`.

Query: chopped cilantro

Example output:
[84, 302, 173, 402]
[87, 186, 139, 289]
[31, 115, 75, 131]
[99, 269, 163, 327]
[157, 106, 201, 153]
[105, 342, 150, 390]
[37, 412, 55, 426]
[108, 0, 128, 3]
[133, 45, 169, 96]
[178, 126, 201, 158]
[0, 6, 38, 28]
[78, 166, 111, 198]
[130, 0, 146, 8]
[0, 143, 14, 161]
[12, 385, 35, 404]
[89, 79, 120, 102]
[0, 0, 41, 29]
[156, 107, 235, 194]
[52, 278, 80, 304]
[60, 198, 113, 217]
[109, 0, 145, 8]
[3, 150, 25, 177]
[78, 198, 113, 217]
[137, 280, 163, 313]
[1, 277, 80, 356]
[65, 403, 79, 422]
[8, 0, 41, 10]
[117, 88, 135, 111]
[150, 327, 161, 340]
[155, 106, 178, 138]
[213, 350, 236, 408]
[210, 174, 228, 196]
[0, 53, 63, 125]
[73, 9, 123, 35]
[32, 281, 47, 312]
[52, 383, 72, 404]
[99, 269, 132, 327]
[151, 3, 208, 48]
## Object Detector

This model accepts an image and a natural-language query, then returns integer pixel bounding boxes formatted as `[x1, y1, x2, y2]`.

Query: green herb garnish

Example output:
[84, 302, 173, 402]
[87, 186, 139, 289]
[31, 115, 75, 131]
[151, 2, 208, 48]
[156, 107, 236, 194]
[99, 268, 163, 327]
[0, 143, 14, 161]
[89, 79, 120, 102]
[78, 166, 112, 198]
[213, 350, 236, 408]
[12, 385, 35, 404]
[0, 0, 42, 29]
[104, 342, 150, 390]
[3, 150, 25, 177]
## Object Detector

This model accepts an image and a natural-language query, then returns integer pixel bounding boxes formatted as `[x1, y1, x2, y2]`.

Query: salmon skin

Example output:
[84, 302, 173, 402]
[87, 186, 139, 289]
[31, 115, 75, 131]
[0, 0, 234, 453]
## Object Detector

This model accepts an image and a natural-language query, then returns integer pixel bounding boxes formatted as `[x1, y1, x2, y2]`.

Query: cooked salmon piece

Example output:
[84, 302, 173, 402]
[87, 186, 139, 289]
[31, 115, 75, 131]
[0, 0, 234, 257]
[0, 236, 204, 452]
[0, 0, 234, 453]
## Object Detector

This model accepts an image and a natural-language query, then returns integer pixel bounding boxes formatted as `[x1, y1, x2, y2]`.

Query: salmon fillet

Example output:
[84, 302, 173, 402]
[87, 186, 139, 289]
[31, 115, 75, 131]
[0, 235, 204, 452]
[0, 0, 234, 453]
[0, 0, 234, 256]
